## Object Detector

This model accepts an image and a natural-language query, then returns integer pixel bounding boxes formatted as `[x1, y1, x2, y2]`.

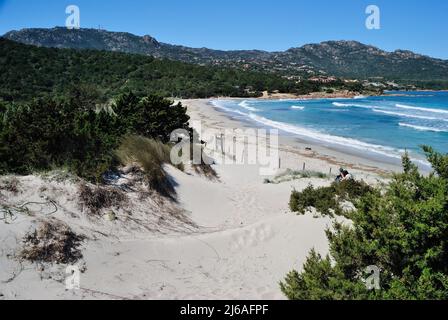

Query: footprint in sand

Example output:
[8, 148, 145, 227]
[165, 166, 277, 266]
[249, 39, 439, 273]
[230, 191, 264, 213]
[231, 224, 273, 250]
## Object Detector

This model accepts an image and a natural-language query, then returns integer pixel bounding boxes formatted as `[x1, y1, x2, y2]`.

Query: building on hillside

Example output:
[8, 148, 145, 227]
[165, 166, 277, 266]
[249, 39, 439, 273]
[308, 76, 337, 83]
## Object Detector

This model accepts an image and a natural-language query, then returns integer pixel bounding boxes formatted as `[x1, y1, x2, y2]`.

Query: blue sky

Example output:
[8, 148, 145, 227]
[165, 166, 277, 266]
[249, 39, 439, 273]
[1, 0, 447, 59]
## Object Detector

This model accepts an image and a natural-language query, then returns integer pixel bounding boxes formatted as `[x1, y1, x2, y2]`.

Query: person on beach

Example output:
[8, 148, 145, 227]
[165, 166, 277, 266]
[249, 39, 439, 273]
[336, 168, 352, 182]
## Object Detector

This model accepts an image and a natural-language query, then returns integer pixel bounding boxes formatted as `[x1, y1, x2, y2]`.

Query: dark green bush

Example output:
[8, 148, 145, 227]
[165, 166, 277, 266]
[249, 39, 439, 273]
[114, 93, 190, 143]
[282, 149, 448, 300]
[0, 92, 190, 182]
[0, 98, 119, 181]
[289, 179, 374, 217]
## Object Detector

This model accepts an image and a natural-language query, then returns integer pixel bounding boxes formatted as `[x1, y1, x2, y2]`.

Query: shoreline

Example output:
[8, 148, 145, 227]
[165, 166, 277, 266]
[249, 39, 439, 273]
[257, 90, 362, 100]
[181, 98, 407, 178]
[208, 88, 448, 101]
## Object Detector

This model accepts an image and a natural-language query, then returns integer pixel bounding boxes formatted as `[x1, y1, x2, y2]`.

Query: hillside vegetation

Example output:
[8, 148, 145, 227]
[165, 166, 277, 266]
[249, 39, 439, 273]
[0, 38, 327, 103]
[5, 28, 448, 83]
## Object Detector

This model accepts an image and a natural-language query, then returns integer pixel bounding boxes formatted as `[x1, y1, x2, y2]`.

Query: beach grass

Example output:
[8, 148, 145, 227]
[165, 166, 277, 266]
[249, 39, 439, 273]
[264, 169, 329, 184]
[115, 135, 181, 197]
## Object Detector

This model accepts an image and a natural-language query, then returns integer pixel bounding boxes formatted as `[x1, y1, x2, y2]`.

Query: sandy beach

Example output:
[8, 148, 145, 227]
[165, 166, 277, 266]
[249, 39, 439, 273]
[184, 98, 404, 176]
[0, 98, 396, 300]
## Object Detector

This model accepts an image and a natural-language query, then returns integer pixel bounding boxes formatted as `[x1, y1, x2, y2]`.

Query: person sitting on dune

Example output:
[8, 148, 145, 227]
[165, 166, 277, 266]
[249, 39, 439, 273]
[336, 168, 352, 182]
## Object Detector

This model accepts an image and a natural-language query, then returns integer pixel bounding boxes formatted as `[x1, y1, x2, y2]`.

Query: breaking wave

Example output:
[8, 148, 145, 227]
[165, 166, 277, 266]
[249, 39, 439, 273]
[332, 102, 375, 109]
[399, 123, 448, 133]
[211, 100, 248, 117]
[238, 100, 261, 112]
[247, 113, 404, 160]
[396, 104, 448, 114]
[373, 109, 448, 122]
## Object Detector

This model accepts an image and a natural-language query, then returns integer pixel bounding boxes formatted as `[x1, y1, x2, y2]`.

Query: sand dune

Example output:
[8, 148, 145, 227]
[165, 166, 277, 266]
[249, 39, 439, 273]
[0, 99, 388, 300]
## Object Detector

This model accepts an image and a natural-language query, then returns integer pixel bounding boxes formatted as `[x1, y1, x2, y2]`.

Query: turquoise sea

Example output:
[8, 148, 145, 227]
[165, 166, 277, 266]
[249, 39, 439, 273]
[211, 91, 448, 168]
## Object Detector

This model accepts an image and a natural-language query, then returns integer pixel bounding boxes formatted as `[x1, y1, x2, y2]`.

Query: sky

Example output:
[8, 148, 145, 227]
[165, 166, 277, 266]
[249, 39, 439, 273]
[1, 0, 447, 59]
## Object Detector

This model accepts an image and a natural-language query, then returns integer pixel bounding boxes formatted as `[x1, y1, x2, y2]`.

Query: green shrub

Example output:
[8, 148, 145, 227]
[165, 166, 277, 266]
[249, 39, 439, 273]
[289, 179, 373, 217]
[114, 93, 190, 143]
[0, 92, 190, 182]
[0, 98, 119, 181]
[281, 149, 448, 300]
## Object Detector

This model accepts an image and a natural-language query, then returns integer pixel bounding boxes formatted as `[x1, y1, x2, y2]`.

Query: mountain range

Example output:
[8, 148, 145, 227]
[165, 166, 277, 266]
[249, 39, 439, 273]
[4, 27, 448, 81]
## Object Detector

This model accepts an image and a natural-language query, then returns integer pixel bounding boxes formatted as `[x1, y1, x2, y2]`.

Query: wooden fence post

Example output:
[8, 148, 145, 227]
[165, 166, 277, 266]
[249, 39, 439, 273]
[220, 133, 224, 155]
[233, 136, 237, 162]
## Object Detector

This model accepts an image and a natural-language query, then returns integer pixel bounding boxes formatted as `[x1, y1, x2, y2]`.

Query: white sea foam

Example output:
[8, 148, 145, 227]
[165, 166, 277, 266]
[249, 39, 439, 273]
[291, 105, 305, 110]
[332, 102, 374, 109]
[247, 113, 403, 159]
[212, 100, 431, 168]
[238, 100, 261, 112]
[399, 123, 448, 133]
[396, 104, 448, 114]
[211, 100, 248, 117]
[373, 109, 448, 122]
[332, 102, 350, 107]
[327, 109, 349, 112]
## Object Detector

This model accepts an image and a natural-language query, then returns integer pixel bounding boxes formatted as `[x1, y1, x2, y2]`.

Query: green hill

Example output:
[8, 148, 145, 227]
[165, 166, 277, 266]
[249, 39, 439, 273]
[5, 27, 448, 82]
[0, 38, 304, 103]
